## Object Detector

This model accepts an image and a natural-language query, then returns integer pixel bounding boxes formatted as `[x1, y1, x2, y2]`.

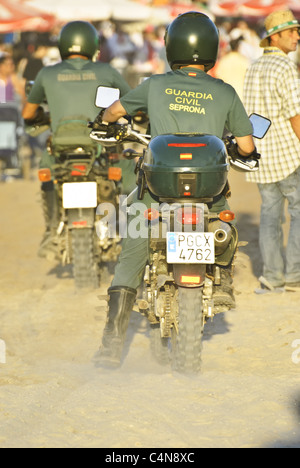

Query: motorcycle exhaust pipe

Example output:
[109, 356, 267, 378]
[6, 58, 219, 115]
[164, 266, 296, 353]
[209, 220, 232, 255]
[214, 228, 231, 255]
[98, 180, 115, 199]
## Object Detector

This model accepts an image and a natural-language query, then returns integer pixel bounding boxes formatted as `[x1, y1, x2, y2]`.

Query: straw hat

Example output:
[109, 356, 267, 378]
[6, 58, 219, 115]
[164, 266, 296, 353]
[259, 9, 300, 47]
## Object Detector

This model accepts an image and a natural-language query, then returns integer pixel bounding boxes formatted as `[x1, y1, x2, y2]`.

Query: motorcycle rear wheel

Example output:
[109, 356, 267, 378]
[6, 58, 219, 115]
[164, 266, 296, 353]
[71, 228, 99, 289]
[172, 287, 204, 374]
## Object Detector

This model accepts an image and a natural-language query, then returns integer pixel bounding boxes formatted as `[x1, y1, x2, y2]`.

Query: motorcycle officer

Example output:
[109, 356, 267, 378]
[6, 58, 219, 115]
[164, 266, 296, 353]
[22, 21, 131, 259]
[93, 12, 258, 368]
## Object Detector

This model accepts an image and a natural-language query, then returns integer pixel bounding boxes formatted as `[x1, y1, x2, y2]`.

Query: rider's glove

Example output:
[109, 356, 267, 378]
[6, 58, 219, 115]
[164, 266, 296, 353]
[89, 110, 127, 144]
[243, 147, 261, 161]
[91, 109, 106, 129]
[226, 138, 260, 161]
[89, 109, 119, 138]
[24, 106, 50, 126]
[133, 111, 149, 125]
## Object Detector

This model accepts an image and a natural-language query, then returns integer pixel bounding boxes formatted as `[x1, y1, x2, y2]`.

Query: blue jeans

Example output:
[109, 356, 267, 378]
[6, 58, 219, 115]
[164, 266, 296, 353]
[258, 167, 300, 287]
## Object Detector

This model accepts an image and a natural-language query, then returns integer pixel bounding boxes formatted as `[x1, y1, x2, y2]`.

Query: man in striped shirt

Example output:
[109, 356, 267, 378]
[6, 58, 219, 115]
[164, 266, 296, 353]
[243, 9, 300, 291]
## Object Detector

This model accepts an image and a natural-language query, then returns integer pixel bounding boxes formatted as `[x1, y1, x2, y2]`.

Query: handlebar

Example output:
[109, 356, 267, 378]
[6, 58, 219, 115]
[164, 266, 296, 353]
[89, 123, 151, 147]
[89, 124, 259, 172]
[224, 135, 260, 172]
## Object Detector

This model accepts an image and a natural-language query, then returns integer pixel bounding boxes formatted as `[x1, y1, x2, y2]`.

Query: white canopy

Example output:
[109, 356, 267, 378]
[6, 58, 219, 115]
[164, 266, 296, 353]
[23, 0, 216, 26]
[24, 0, 152, 22]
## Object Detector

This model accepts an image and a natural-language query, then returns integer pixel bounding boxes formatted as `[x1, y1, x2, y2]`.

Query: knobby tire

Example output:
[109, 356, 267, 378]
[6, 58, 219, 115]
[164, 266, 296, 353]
[72, 228, 99, 289]
[172, 287, 204, 374]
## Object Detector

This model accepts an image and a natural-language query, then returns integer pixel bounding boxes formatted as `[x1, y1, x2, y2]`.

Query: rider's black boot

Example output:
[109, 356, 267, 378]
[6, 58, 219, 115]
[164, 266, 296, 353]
[38, 181, 59, 260]
[94, 286, 137, 368]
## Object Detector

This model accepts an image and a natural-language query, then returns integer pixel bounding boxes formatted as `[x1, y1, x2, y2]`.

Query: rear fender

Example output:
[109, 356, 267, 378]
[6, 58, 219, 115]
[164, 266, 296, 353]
[67, 208, 95, 229]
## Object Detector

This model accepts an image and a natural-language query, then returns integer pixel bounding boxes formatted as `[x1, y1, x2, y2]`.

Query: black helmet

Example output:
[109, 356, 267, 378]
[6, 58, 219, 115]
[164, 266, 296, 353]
[165, 11, 219, 71]
[58, 21, 99, 60]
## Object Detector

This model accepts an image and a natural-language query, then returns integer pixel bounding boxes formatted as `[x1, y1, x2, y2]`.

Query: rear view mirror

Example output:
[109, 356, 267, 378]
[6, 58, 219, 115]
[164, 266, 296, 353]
[95, 86, 120, 108]
[250, 113, 271, 139]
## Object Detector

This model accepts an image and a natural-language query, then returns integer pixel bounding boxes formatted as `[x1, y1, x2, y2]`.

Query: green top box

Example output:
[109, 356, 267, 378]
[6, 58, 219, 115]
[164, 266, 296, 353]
[144, 134, 229, 200]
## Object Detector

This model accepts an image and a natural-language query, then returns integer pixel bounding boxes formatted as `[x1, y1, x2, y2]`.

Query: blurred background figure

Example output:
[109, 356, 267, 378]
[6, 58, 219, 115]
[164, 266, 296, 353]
[214, 34, 250, 99]
[21, 42, 51, 83]
[0, 53, 25, 104]
[19, 40, 55, 170]
[229, 20, 261, 62]
[0, 53, 27, 178]
[106, 25, 137, 75]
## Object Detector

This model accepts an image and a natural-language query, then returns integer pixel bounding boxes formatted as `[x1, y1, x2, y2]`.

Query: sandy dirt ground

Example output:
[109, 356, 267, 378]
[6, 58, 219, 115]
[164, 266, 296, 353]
[0, 169, 300, 449]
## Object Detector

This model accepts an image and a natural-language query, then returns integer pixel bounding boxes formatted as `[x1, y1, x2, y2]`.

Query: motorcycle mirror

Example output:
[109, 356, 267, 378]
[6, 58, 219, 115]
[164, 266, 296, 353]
[95, 86, 120, 108]
[250, 113, 271, 139]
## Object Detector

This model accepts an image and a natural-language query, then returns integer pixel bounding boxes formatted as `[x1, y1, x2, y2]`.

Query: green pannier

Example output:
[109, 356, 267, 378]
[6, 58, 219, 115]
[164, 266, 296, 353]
[52, 115, 98, 154]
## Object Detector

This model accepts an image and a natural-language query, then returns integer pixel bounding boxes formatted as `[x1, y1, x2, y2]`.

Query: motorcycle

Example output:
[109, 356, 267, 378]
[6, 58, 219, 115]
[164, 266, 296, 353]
[90, 87, 271, 372]
[26, 86, 124, 289]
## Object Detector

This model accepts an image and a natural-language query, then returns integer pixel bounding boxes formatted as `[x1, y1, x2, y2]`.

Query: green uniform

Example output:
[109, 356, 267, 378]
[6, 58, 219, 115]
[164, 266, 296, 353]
[112, 67, 253, 289]
[28, 58, 130, 133]
[120, 67, 253, 138]
[27, 58, 135, 192]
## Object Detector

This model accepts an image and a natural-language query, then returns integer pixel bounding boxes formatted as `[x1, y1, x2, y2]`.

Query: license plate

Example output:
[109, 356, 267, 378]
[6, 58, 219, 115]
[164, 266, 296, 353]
[167, 232, 215, 264]
[62, 182, 97, 209]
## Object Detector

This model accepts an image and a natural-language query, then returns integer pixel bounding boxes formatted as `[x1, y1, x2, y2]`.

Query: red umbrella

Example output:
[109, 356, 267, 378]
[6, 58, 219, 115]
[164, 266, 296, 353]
[211, 0, 300, 18]
[0, 0, 56, 33]
[240, 0, 288, 17]
[210, 1, 245, 17]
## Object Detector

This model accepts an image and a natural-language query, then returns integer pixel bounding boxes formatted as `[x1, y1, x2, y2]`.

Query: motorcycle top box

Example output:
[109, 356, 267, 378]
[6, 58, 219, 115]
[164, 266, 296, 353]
[143, 134, 229, 199]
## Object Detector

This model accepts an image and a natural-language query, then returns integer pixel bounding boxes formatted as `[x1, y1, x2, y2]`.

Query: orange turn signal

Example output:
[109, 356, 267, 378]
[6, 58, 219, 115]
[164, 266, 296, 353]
[38, 168, 52, 182]
[219, 210, 235, 223]
[108, 167, 122, 182]
[144, 208, 160, 221]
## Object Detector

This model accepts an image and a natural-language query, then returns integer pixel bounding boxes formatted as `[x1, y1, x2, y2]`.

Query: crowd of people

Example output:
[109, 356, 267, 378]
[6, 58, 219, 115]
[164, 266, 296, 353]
[1, 14, 299, 108]
[1, 12, 299, 187]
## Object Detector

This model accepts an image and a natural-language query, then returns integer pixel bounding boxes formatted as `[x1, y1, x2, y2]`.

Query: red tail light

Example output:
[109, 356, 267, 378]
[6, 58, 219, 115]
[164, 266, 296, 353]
[168, 143, 207, 147]
[177, 207, 201, 225]
[72, 220, 88, 228]
[71, 164, 87, 176]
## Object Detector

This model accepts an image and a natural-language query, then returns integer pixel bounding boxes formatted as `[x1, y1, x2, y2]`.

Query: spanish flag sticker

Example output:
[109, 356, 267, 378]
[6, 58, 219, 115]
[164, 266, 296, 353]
[180, 153, 193, 160]
[188, 72, 197, 77]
